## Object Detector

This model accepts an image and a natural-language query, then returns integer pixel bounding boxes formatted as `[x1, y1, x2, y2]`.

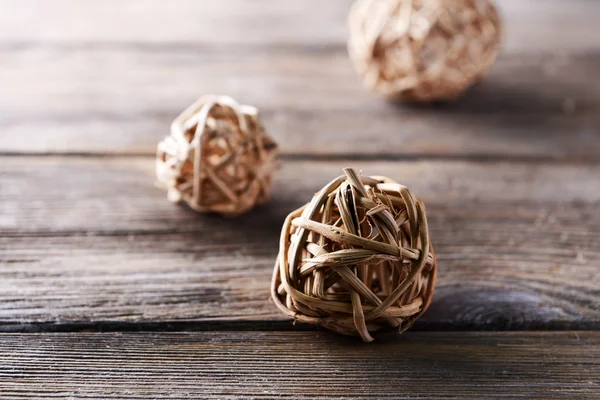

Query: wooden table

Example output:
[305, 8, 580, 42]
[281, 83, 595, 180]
[1, 1, 599, 398]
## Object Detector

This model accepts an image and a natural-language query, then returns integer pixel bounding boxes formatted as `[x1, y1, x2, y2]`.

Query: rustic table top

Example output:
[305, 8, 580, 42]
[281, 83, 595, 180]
[1, 1, 599, 398]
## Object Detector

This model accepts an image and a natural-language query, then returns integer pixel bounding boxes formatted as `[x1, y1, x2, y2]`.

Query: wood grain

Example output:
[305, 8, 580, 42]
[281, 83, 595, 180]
[1, 331, 599, 399]
[1, 1, 599, 158]
[1, 1, 598, 396]
[2, 51, 598, 158]
[1, 157, 598, 329]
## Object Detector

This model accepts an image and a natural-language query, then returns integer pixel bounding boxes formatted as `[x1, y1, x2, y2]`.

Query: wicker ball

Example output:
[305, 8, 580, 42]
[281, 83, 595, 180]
[271, 168, 437, 342]
[348, 0, 502, 101]
[156, 95, 279, 216]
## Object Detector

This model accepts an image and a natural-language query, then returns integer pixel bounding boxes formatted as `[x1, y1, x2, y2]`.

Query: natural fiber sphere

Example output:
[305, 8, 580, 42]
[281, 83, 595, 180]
[348, 0, 502, 101]
[271, 168, 437, 342]
[156, 95, 279, 216]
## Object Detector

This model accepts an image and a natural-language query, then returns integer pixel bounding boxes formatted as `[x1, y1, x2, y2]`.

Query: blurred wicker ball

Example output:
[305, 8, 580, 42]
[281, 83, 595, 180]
[348, 0, 502, 101]
[271, 168, 437, 342]
[156, 95, 279, 216]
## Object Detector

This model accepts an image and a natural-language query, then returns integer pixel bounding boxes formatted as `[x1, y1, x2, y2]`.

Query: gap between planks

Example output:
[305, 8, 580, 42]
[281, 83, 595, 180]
[1, 152, 600, 165]
[1, 320, 600, 335]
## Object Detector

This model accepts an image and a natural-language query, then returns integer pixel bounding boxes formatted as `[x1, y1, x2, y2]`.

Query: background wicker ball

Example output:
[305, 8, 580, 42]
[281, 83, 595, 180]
[271, 168, 437, 342]
[156, 95, 279, 216]
[348, 0, 502, 101]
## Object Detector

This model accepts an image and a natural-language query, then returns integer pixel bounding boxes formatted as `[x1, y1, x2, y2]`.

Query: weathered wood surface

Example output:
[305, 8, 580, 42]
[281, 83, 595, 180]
[1, 0, 599, 397]
[0, 0, 598, 158]
[1, 331, 599, 399]
[1, 157, 598, 329]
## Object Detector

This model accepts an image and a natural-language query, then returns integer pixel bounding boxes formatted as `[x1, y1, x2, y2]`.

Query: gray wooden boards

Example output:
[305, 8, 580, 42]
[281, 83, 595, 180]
[1, 1, 599, 398]
[1, 157, 598, 330]
[0, 0, 598, 159]
[1, 331, 598, 399]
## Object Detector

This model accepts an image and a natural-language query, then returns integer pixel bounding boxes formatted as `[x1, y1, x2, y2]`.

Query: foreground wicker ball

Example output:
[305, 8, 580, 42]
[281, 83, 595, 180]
[156, 95, 279, 216]
[271, 168, 437, 342]
[348, 0, 502, 101]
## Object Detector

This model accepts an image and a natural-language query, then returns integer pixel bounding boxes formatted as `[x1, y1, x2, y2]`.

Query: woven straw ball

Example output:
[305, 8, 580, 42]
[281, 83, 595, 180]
[271, 168, 437, 342]
[156, 95, 279, 216]
[348, 0, 502, 101]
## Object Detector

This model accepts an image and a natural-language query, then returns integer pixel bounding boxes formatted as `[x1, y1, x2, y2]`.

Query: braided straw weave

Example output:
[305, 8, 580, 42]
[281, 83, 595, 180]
[156, 95, 279, 216]
[271, 168, 437, 342]
[348, 0, 502, 101]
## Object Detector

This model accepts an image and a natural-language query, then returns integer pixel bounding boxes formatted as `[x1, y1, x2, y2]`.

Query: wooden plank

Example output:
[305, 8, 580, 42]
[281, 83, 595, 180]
[1, 0, 599, 158]
[1, 48, 599, 158]
[1, 157, 598, 328]
[1, 0, 598, 53]
[1, 331, 599, 399]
